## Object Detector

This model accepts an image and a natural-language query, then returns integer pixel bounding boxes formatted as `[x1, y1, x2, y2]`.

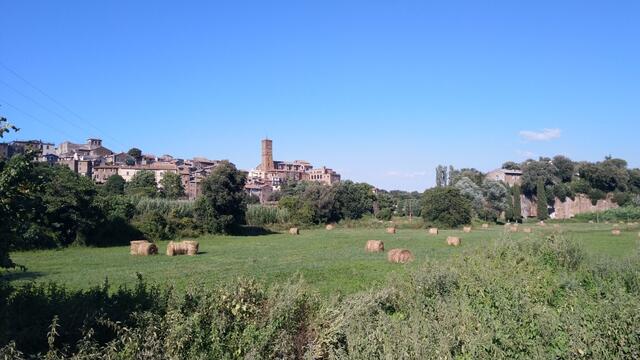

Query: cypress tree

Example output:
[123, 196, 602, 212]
[504, 184, 514, 222]
[513, 184, 523, 222]
[536, 180, 548, 220]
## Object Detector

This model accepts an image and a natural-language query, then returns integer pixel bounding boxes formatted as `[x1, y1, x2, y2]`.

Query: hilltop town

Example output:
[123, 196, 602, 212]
[0, 137, 340, 202]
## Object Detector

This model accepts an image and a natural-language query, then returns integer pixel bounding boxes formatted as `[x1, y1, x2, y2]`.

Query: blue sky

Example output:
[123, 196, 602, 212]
[1, 1, 639, 191]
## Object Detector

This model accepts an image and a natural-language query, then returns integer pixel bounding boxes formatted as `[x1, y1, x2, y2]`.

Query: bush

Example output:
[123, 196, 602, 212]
[376, 208, 393, 221]
[421, 187, 472, 228]
[574, 206, 640, 222]
[246, 205, 291, 226]
[2, 235, 640, 358]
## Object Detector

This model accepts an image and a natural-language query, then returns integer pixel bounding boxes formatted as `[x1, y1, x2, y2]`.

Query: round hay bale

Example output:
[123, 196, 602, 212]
[523, 227, 532, 233]
[588, 220, 594, 224]
[167, 241, 199, 256]
[386, 227, 396, 234]
[463, 226, 472, 233]
[428, 228, 439, 235]
[611, 229, 621, 236]
[553, 224, 561, 229]
[326, 224, 335, 231]
[365, 240, 384, 253]
[387, 249, 413, 263]
[446, 236, 461, 246]
[509, 226, 518, 233]
[289, 227, 299, 235]
[481, 223, 489, 229]
[539, 221, 546, 226]
[130, 240, 157, 256]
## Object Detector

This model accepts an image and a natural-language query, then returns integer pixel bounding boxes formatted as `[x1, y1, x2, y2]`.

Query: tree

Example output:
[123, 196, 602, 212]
[125, 170, 157, 198]
[435, 165, 448, 188]
[482, 180, 508, 221]
[127, 147, 142, 159]
[536, 180, 548, 220]
[103, 174, 125, 195]
[502, 161, 521, 170]
[421, 187, 472, 228]
[160, 172, 185, 199]
[512, 184, 523, 222]
[0, 117, 28, 268]
[552, 155, 575, 183]
[334, 181, 374, 220]
[194, 161, 247, 233]
[579, 157, 630, 192]
[454, 177, 484, 215]
[521, 159, 559, 195]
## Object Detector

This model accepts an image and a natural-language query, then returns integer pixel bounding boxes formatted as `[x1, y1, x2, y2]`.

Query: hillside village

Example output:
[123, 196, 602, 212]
[0, 137, 340, 202]
[1, 135, 630, 220]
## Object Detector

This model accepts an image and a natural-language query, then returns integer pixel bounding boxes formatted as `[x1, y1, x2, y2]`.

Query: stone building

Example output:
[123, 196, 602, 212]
[485, 168, 523, 186]
[252, 138, 340, 187]
[246, 139, 341, 202]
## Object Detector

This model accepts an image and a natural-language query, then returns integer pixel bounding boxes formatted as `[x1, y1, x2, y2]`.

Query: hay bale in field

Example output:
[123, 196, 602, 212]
[166, 240, 199, 256]
[509, 226, 518, 233]
[463, 226, 472, 233]
[386, 227, 396, 234]
[611, 229, 621, 236]
[428, 228, 438, 235]
[365, 240, 384, 253]
[326, 224, 335, 231]
[482, 223, 489, 229]
[553, 224, 560, 229]
[130, 240, 157, 256]
[289, 227, 299, 235]
[523, 227, 532, 233]
[588, 220, 594, 224]
[447, 236, 461, 246]
[387, 249, 413, 263]
[539, 221, 546, 226]
[605, 221, 610, 224]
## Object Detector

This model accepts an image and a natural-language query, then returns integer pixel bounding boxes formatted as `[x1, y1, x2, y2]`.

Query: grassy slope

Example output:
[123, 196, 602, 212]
[7, 223, 639, 296]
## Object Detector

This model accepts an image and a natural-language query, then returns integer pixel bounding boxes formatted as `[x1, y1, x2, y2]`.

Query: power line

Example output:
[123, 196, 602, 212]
[0, 97, 76, 140]
[0, 61, 127, 149]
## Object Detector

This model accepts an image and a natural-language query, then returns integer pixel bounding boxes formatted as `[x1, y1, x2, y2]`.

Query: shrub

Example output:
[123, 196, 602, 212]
[246, 205, 291, 226]
[376, 208, 392, 221]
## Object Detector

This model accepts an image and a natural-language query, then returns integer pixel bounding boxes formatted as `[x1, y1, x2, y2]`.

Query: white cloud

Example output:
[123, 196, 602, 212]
[519, 128, 561, 141]
[385, 170, 427, 178]
[516, 150, 537, 159]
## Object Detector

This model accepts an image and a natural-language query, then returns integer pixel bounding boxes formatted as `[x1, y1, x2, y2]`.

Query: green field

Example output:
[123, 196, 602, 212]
[6, 222, 640, 296]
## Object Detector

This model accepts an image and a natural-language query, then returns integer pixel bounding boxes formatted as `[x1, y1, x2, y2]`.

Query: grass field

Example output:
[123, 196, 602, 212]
[6, 222, 640, 296]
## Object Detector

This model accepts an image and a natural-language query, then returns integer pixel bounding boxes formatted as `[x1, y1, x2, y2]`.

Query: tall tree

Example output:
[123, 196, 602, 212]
[103, 174, 125, 195]
[552, 155, 575, 183]
[512, 184, 523, 222]
[536, 180, 548, 220]
[194, 161, 247, 234]
[160, 172, 185, 199]
[125, 170, 157, 198]
[435, 165, 448, 188]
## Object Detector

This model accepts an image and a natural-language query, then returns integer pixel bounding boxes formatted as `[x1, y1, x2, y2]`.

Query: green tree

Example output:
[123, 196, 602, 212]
[160, 172, 185, 199]
[536, 180, 548, 220]
[125, 170, 157, 198]
[512, 184, 523, 222]
[454, 177, 484, 215]
[127, 147, 142, 159]
[421, 187, 472, 228]
[194, 161, 247, 233]
[103, 174, 125, 195]
[334, 181, 374, 220]
[502, 161, 521, 170]
[552, 155, 575, 182]
[521, 159, 559, 195]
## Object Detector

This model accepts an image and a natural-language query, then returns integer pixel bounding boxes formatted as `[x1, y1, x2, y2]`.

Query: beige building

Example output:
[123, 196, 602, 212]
[117, 162, 179, 185]
[252, 138, 341, 187]
[485, 168, 523, 186]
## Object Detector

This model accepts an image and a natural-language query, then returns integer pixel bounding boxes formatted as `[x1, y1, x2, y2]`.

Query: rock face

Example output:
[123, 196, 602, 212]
[520, 194, 618, 219]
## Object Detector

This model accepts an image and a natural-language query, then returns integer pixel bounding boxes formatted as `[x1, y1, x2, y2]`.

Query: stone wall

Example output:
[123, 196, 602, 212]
[520, 194, 618, 219]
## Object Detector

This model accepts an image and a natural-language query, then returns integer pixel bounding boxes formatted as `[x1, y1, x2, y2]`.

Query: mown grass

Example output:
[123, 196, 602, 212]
[6, 222, 639, 296]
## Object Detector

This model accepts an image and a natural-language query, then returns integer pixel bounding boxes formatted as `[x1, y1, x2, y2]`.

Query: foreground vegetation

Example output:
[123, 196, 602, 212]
[2, 228, 639, 358]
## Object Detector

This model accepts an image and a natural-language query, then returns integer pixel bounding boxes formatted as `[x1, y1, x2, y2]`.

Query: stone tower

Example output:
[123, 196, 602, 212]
[261, 138, 273, 171]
